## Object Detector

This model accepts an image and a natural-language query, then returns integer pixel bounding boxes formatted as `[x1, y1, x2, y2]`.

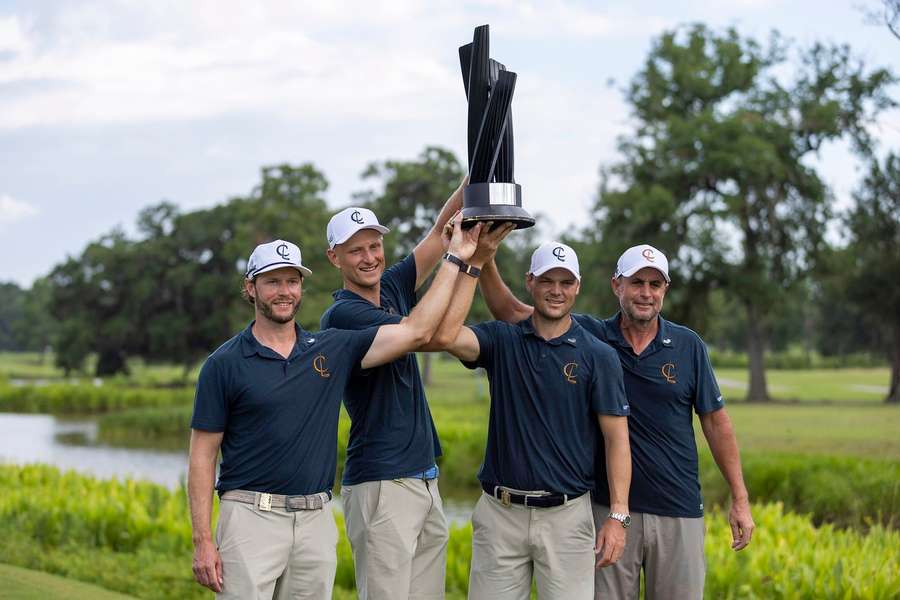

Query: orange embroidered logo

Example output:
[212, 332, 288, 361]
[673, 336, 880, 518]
[313, 354, 330, 378]
[563, 362, 578, 384]
[661, 363, 676, 384]
[642, 248, 655, 261]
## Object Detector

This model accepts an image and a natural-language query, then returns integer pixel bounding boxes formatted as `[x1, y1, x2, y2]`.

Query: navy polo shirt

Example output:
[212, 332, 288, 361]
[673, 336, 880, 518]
[462, 317, 629, 496]
[574, 313, 724, 518]
[319, 254, 441, 485]
[190, 322, 378, 496]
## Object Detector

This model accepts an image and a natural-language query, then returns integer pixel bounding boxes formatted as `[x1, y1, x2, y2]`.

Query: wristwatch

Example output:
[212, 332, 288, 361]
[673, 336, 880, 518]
[608, 512, 632, 528]
[443, 252, 481, 278]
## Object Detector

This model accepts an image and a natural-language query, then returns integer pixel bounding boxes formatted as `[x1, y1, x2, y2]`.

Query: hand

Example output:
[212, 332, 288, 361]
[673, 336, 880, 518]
[192, 538, 224, 592]
[729, 497, 754, 551]
[446, 213, 484, 262]
[470, 222, 515, 267]
[595, 518, 626, 568]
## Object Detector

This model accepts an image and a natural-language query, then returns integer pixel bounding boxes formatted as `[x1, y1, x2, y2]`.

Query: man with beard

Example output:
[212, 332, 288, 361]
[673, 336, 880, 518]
[188, 228, 482, 600]
[478, 243, 755, 600]
[429, 241, 631, 600]
[318, 189, 465, 600]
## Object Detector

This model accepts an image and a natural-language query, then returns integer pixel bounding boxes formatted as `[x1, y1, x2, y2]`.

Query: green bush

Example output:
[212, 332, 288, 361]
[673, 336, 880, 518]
[1, 465, 897, 599]
[708, 347, 886, 369]
[701, 451, 900, 530]
[0, 383, 192, 414]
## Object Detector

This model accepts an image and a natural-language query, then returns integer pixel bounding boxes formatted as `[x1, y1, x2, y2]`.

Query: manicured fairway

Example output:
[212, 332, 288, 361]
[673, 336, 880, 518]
[0, 564, 138, 599]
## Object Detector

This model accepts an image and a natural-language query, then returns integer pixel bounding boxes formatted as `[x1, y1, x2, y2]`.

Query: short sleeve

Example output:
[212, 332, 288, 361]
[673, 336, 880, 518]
[589, 343, 629, 416]
[573, 313, 608, 342]
[381, 254, 417, 307]
[460, 321, 498, 370]
[190, 357, 229, 432]
[324, 298, 404, 330]
[338, 327, 380, 369]
[692, 338, 724, 415]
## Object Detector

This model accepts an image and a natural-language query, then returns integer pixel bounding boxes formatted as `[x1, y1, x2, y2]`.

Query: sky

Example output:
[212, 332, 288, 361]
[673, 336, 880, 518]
[1, 0, 898, 287]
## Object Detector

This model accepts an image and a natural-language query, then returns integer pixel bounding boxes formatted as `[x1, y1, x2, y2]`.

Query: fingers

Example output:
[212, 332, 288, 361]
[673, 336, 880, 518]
[731, 517, 754, 551]
[594, 526, 625, 568]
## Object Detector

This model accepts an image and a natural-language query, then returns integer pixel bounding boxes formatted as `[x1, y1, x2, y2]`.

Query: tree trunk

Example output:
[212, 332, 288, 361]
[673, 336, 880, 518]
[421, 352, 432, 386]
[887, 322, 900, 404]
[745, 303, 770, 402]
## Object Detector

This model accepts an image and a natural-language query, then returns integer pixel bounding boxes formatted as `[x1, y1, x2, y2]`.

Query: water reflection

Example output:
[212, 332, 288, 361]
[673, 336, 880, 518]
[0, 413, 476, 523]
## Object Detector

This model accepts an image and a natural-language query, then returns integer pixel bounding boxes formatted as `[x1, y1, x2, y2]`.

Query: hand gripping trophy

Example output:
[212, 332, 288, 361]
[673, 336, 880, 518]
[458, 24, 535, 229]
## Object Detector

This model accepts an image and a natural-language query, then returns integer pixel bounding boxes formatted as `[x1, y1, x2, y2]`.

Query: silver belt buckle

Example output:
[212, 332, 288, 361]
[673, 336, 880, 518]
[258, 492, 272, 512]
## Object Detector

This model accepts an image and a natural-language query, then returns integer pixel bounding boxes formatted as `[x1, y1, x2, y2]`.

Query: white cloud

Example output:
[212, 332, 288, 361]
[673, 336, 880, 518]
[0, 194, 39, 225]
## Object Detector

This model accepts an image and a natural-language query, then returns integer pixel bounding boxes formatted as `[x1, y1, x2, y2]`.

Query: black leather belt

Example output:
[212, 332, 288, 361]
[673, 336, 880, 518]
[481, 482, 583, 508]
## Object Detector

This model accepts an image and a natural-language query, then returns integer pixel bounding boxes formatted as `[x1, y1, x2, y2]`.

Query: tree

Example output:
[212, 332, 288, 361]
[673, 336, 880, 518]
[585, 25, 895, 401]
[843, 153, 900, 402]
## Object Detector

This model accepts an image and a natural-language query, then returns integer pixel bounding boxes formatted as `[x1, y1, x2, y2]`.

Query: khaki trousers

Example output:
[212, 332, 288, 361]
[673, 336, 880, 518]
[342, 477, 449, 600]
[592, 503, 706, 600]
[468, 491, 595, 600]
[215, 497, 338, 600]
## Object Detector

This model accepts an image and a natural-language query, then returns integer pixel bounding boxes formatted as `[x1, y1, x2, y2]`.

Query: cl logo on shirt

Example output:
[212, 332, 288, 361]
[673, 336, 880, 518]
[563, 362, 578, 384]
[313, 354, 331, 378]
[661, 362, 676, 384]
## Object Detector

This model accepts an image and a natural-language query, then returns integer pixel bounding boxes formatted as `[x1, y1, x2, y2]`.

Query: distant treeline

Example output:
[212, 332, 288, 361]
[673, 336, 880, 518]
[0, 25, 897, 402]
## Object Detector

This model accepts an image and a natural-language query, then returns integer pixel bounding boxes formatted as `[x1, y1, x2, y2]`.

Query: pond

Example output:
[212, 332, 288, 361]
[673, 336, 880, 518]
[0, 412, 476, 523]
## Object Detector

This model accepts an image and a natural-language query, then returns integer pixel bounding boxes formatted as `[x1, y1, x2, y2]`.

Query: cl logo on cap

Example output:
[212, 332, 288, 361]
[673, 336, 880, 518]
[552, 246, 566, 261]
[313, 354, 330, 378]
[350, 210, 365, 224]
[276, 243, 290, 260]
[563, 362, 578, 384]
[642, 248, 655, 261]
[661, 362, 676, 384]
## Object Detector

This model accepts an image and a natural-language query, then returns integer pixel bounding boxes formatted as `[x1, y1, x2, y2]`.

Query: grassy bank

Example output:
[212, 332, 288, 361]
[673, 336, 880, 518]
[1, 465, 897, 600]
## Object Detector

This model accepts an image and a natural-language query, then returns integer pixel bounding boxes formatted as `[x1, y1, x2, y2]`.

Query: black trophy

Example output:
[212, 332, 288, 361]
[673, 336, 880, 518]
[458, 25, 534, 229]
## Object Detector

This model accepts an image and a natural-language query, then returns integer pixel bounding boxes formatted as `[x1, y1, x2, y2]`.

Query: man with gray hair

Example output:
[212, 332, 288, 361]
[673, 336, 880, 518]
[479, 243, 754, 600]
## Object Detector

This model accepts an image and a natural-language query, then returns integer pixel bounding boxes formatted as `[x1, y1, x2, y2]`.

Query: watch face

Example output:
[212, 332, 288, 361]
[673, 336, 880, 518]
[623, 515, 632, 528]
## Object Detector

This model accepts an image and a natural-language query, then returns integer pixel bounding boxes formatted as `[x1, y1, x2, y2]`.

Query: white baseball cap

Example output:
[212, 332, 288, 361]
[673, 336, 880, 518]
[245, 239, 312, 279]
[326, 207, 390, 249]
[528, 241, 581, 280]
[614, 244, 670, 282]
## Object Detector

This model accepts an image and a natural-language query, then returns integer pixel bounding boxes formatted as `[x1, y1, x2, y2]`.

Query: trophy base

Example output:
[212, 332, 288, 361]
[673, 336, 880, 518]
[461, 182, 535, 230]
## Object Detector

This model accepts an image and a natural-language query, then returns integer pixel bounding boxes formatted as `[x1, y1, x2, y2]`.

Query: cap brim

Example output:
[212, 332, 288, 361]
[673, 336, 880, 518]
[330, 224, 390, 248]
[250, 264, 312, 278]
[529, 265, 581, 280]
[618, 264, 669, 282]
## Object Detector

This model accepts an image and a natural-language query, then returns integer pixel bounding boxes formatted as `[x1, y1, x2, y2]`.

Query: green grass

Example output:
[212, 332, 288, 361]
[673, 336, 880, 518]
[0, 564, 138, 599]
[715, 367, 891, 402]
[2, 465, 898, 600]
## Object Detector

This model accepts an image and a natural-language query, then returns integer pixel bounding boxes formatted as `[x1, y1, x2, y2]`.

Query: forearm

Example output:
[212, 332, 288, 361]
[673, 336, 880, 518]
[403, 258, 460, 343]
[481, 259, 533, 323]
[413, 183, 465, 288]
[600, 415, 631, 513]
[422, 272, 479, 350]
[701, 411, 749, 501]
[188, 444, 218, 544]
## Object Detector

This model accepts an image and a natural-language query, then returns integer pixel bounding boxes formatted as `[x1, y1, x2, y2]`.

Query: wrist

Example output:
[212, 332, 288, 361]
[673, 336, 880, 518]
[443, 252, 481, 278]
[193, 533, 213, 546]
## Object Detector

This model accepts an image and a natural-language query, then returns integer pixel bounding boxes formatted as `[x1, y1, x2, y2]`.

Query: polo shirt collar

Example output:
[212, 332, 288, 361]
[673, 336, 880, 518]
[519, 316, 581, 346]
[240, 321, 308, 359]
[607, 312, 675, 353]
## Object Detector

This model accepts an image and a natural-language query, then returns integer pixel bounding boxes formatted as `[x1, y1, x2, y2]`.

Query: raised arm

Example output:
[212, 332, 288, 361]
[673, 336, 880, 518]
[412, 178, 466, 290]
[594, 414, 631, 568]
[422, 222, 516, 352]
[481, 258, 534, 323]
[699, 408, 754, 551]
[188, 429, 225, 593]
[362, 218, 481, 369]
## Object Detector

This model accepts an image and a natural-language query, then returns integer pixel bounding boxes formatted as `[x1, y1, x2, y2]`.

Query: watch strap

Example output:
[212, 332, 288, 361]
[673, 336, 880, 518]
[443, 252, 481, 278]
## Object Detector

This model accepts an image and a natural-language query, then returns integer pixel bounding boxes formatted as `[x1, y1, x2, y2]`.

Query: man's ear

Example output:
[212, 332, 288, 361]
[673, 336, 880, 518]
[326, 248, 341, 269]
